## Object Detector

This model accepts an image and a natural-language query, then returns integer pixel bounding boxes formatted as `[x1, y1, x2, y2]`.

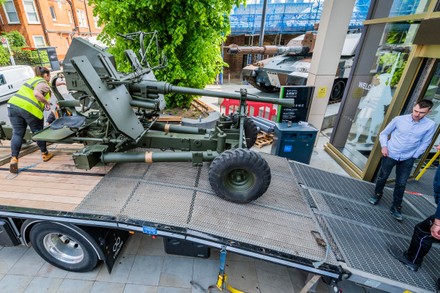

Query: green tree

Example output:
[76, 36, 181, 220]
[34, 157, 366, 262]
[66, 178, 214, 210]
[1, 31, 27, 47]
[0, 31, 28, 66]
[89, 0, 244, 108]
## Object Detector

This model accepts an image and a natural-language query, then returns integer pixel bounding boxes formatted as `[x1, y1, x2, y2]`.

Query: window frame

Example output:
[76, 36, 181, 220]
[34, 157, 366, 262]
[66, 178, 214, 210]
[76, 9, 88, 27]
[33, 35, 45, 48]
[49, 6, 57, 21]
[22, 0, 40, 24]
[2, 0, 20, 24]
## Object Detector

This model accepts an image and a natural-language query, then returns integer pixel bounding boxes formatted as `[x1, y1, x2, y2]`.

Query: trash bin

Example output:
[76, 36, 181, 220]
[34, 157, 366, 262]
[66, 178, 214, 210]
[271, 122, 318, 164]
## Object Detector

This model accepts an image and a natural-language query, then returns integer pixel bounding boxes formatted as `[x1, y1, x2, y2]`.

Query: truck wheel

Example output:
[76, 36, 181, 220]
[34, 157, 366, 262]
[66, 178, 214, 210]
[330, 79, 346, 102]
[29, 222, 99, 272]
[209, 149, 271, 203]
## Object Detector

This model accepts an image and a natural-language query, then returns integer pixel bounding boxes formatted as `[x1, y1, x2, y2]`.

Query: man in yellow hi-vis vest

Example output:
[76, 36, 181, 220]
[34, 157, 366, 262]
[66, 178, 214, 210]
[7, 66, 65, 174]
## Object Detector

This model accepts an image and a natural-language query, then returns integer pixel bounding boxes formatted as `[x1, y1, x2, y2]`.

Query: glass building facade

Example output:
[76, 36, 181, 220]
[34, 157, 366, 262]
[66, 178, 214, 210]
[326, 0, 440, 181]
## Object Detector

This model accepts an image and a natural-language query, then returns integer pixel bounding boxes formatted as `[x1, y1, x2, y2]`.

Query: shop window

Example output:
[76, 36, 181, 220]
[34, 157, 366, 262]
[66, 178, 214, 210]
[333, 22, 418, 169]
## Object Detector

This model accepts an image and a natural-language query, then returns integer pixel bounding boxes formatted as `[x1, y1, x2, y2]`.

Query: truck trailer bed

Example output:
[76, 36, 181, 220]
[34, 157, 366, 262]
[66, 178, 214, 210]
[0, 143, 438, 293]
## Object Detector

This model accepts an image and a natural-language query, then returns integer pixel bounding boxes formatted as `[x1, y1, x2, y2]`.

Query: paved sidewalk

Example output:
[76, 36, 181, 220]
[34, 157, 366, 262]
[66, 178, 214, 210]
[1, 232, 385, 293]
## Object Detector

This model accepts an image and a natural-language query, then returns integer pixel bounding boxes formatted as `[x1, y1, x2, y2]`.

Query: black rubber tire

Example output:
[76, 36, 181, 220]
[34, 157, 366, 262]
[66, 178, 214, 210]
[245, 77, 278, 93]
[230, 115, 258, 148]
[258, 84, 277, 93]
[209, 149, 271, 203]
[244, 118, 258, 148]
[29, 222, 99, 272]
[330, 79, 346, 102]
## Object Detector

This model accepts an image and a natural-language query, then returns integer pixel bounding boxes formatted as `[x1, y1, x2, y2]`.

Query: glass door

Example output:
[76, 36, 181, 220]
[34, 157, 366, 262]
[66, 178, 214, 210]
[408, 59, 440, 178]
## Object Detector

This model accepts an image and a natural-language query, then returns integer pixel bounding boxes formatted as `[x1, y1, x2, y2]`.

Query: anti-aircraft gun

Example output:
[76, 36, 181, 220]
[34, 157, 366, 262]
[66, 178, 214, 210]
[0, 32, 296, 204]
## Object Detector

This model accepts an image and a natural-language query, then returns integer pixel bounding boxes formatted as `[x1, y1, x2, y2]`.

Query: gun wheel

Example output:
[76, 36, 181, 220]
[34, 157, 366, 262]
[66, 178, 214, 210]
[209, 149, 271, 203]
[231, 115, 258, 148]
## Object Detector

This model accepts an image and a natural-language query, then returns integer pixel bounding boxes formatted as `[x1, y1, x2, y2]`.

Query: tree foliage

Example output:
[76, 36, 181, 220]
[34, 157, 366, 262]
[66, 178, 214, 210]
[0, 31, 48, 67]
[1, 31, 27, 47]
[89, 0, 244, 108]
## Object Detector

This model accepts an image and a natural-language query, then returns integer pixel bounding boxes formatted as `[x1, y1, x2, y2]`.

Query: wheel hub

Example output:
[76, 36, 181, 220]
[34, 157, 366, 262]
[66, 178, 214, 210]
[227, 169, 253, 189]
[43, 233, 84, 264]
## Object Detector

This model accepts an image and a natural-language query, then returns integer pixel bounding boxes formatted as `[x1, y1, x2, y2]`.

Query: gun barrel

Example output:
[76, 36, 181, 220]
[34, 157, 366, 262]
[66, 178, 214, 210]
[227, 45, 309, 55]
[131, 81, 296, 108]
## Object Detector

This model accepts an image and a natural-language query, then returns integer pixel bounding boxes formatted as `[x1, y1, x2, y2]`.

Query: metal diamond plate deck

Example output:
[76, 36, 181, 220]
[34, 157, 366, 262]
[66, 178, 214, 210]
[76, 156, 338, 268]
[290, 161, 439, 292]
[324, 217, 439, 292]
[75, 155, 439, 292]
[189, 190, 336, 264]
[292, 162, 424, 218]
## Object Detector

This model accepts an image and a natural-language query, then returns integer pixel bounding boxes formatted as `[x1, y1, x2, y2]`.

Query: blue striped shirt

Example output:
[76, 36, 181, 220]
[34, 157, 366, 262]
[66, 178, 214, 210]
[379, 114, 436, 161]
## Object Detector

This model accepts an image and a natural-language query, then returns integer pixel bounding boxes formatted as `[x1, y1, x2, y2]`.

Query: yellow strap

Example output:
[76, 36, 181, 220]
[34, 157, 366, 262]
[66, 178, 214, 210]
[415, 151, 440, 181]
[215, 274, 245, 293]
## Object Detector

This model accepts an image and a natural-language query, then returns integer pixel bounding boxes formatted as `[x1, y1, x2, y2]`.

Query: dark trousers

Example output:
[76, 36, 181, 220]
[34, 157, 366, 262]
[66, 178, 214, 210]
[375, 156, 415, 207]
[7, 104, 47, 157]
[434, 167, 440, 202]
[406, 215, 438, 265]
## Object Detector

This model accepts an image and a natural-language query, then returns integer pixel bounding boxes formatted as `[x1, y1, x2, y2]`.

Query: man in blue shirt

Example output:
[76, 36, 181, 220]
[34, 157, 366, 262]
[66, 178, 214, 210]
[388, 202, 440, 273]
[433, 144, 440, 205]
[369, 99, 436, 221]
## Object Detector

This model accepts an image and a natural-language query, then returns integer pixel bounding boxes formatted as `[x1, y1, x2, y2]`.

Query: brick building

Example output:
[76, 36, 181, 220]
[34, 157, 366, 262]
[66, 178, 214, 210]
[0, 0, 101, 62]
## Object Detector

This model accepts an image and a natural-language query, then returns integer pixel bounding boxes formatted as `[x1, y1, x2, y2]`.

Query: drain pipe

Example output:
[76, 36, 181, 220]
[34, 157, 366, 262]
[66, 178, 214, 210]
[34, 0, 51, 46]
[66, 0, 79, 37]
[83, 0, 92, 36]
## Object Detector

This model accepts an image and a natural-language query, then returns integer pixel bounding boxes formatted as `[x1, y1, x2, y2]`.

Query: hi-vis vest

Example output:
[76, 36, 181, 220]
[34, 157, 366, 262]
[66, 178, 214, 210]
[8, 77, 50, 119]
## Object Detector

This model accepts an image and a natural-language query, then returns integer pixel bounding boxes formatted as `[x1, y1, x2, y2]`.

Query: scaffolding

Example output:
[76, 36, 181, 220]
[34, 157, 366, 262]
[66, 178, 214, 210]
[229, 0, 419, 36]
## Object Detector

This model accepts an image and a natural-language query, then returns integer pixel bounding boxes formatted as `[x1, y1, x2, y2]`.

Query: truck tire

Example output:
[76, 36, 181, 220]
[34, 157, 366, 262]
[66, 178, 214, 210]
[29, 222, 99, 272]
[330, 79, 346, 102]
[209, 149, 271, 203]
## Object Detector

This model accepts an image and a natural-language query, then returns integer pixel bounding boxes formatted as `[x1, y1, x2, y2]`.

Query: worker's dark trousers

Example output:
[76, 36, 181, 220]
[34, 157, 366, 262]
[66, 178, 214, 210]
[406, 215, 439, 265]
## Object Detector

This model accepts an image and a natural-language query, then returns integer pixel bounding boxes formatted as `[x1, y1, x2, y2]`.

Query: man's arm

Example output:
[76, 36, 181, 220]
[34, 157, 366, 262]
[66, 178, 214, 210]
[414, 123, 436, 158]
[379, 117, 397, 157]
[431, 203, 440, 240]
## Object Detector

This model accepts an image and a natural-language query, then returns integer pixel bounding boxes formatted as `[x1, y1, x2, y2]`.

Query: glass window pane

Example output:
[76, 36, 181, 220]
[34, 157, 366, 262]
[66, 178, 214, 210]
[388, 0, 430, 17]
[33, 36, 45, 47]
[4, 1, 19, 23]
[24, 0, 39, 23]
[333, 22, 418, 169]
[422, 61, 440, 128]
[0, 74, 6, 86]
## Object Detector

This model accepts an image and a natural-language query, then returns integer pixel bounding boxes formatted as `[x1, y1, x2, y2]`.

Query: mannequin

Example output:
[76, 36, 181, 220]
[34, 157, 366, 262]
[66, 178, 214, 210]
[350, 73, 393, 144]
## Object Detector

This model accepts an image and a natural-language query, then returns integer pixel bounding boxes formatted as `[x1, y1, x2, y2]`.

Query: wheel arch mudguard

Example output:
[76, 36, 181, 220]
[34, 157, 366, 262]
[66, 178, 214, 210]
[21, 219, 105, 261]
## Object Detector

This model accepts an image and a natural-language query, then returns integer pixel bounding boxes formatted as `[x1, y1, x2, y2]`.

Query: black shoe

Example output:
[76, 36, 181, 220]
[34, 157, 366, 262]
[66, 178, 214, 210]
[388, 245, 420, 272]
[390, 205, 403, 221]
[369, 193, 382, 205]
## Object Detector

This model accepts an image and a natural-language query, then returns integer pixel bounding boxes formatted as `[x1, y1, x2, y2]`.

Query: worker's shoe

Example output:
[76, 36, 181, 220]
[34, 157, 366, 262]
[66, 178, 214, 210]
[390, 205, 403, 221]
[42, 152, 54, 162]
[388, 245, 420, 272]
[9, 156, 18, 174]
[368, 193, 382, 205]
